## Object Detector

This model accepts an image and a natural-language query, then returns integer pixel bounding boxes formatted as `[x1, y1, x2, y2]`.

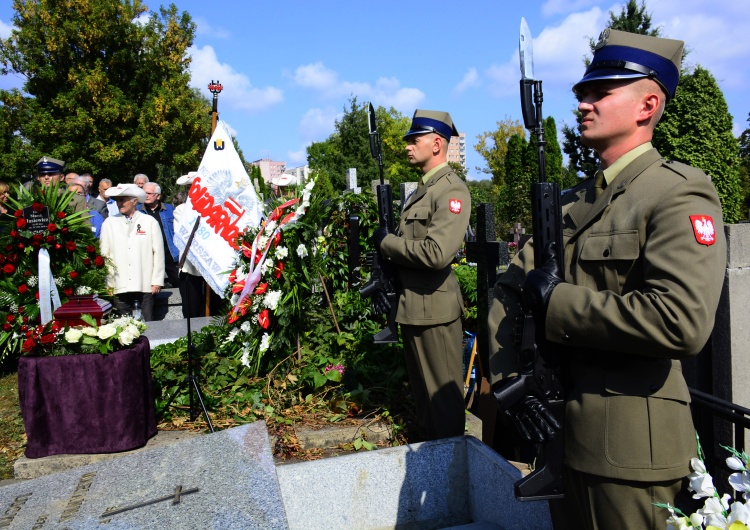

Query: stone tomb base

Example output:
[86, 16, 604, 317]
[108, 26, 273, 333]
[0, 422, 551, 529]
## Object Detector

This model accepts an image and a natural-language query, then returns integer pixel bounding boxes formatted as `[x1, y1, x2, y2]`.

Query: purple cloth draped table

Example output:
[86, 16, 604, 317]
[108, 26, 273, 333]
[17, 336, 157, 458]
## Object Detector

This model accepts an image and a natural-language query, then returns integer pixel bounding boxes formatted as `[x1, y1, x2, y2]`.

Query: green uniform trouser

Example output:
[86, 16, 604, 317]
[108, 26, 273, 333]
[401, 318, 464, 440]
[550, 465, 685, 530]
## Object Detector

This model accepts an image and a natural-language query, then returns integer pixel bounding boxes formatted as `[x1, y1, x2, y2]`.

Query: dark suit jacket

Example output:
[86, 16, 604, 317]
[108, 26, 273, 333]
[87, 196, 108, 219]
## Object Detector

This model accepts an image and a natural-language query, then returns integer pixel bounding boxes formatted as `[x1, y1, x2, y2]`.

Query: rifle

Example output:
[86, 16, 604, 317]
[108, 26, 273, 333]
[358, 102, 399, 344]
[492, 17, 565, 501]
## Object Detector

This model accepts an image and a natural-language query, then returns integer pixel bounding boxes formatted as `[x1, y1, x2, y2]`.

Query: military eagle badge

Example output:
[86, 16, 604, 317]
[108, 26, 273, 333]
[689, 215, 715, 246]
[449, 199, 462, 214]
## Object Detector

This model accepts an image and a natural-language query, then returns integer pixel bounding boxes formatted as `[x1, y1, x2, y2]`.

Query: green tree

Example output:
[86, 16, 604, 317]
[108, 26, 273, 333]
[739, 113, 750, 217]
[0, 0, 209, 185]
[562, 0, 659, 177]
[499, 134, 533, 235]
[474, 117, 526, 185]
[653, 66, 744, 223]
[466, 179, 500, 230]
[306, 98, 418, 198]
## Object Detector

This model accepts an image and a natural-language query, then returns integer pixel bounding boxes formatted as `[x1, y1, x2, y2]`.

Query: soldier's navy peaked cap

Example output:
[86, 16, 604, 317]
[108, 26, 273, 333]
[574, 29, 684, 100]
[36, 156, 65, 174]
[403, 110, 459, 140]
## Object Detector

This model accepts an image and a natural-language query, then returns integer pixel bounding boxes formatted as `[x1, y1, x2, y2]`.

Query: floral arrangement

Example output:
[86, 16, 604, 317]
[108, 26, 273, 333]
[0, 183, 110, 361]
[222, 178, 324, 375]
[659, 437, 750, 529]
[22, 314, 147, 356]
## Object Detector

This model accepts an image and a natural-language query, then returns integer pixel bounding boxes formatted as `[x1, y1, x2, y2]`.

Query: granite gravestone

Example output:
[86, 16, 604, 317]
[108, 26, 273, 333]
[0, 422, 288, 529]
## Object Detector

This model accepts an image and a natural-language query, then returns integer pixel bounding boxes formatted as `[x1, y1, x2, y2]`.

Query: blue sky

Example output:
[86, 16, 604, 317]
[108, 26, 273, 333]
[1, 1, 748, 180]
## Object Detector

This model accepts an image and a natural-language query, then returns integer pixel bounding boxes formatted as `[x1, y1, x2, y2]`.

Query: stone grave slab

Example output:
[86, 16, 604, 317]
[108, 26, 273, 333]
[0, 422, 288, 529]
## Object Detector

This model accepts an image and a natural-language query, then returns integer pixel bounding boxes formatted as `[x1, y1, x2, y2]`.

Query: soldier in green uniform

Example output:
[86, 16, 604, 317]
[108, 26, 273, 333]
[488, 30, 727, 529]
[35, 157, 89, 217]
[374, 110, 471, 440]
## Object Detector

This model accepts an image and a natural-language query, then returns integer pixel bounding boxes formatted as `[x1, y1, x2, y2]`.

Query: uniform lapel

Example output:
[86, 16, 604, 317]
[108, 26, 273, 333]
[567, 149, 662, 242]
[404, 165, 451, 208]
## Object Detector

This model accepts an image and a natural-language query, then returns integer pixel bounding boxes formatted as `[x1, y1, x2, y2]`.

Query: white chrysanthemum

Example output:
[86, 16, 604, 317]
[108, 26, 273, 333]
[274, 246, 288, 260]
[240, 321, 251, 333]
[264, 290, 282, 311]
[296, 244, 308, 258]
[258, 235, 269, 250]
[118, 330, 135, 346]
[96, 324, 117, 340]
[235, 268, 247, 282]
[81, 326, 98, 337]
[259, 333, 271, 353]
[264, 220, 277, 235]
[260, 259, 272, 277]
[27, 276, 38, 287]
[9, 303, 18, 314]
[64, 329, 83, 343]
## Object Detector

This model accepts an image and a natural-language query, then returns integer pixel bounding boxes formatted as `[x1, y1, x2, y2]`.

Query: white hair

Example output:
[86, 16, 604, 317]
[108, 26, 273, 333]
[133, 173, 149, 183]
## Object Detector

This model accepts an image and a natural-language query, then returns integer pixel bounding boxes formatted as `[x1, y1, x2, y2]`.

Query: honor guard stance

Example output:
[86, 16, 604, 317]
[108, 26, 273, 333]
[374, 110, 471, 440]
[35, 157, 90, 220]
[488, 30, 726, 529]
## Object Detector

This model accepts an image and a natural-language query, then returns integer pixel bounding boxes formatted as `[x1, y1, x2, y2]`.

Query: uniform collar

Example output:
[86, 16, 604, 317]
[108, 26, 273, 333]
[601, 142, 652, 186]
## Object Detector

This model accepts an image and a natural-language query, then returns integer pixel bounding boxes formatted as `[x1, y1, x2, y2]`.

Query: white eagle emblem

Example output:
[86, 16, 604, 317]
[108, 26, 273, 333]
[449, 199, 462, 214]
[690, 215, 715, 246]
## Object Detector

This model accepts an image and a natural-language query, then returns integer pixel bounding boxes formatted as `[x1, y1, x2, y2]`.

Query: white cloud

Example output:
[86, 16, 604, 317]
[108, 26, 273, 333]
[542, 0, 600, 17]
[194, 16, 230, 39]
[453, 68, 479, 96]
[485, 8, 606, 98]
[0, 19, 12, 39]
[188, 45, 283, 112]
[287, 148, 308, 166]
[299, 107, 341, 144]
[290, 62, 424, 113]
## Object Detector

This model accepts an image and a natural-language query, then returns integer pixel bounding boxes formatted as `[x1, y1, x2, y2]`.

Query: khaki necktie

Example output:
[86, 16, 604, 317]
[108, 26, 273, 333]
[594, 170, 606, 198]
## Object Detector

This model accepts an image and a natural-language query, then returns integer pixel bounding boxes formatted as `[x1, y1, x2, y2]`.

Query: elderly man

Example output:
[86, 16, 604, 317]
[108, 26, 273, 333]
[97, 178, 119, 217]
[133, 173, 149, 188]
[78, 172, 108, 218]
[67, 180, 104, 238]
[138, 181, 179, 289]
[488, 30, 727, 529]
[101, 184, 165, 321]
[374, 110, 471, 441]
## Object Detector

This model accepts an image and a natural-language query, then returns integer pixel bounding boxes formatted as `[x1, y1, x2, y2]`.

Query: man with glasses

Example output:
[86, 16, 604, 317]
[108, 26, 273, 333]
[101, 184, 165, 321]
[139, 182, 179, 289]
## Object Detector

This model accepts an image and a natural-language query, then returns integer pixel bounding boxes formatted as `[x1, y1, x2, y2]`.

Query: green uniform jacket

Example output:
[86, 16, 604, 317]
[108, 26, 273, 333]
[380, 165, 471, 326]
[489, 148, 726, 481]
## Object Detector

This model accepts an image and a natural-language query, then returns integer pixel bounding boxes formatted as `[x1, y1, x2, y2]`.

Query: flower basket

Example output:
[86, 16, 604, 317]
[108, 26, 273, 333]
[17, 336, 157, 458]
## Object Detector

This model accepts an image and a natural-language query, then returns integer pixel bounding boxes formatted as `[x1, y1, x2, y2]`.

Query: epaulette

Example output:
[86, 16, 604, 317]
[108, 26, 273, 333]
[662, 159, 710, 181]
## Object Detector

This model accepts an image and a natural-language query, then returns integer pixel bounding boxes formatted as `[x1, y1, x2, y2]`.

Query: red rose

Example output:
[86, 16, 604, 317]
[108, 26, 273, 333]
[274, 262, 284, 279]
[21, 337, 36, 352]
[7, 253, 18, 263]
[22, 316, 28, 323]
[255, 282, 268, 295]
[94, 256, 105, 267]
[57, 211, 66, 219]
[18, 306, 24, 313]
[258, 309, 270, 329]
[2, 323, 10, 332]
[17, 243, 25, 250]
[20, 325, 27, 332]
[18, 284, 28, 294]
[23, 270, 30, 277]
[61, 227, 69, 234]
[32, 202, 44, 213]
[3, 263, 15, 274]
[66, 241, 76, 251]
[86, 245, 96, 253]
[55, 243, 62, 250]
[47, 223, 57, 232]
[6, 315, 14, 323]
[5, 244, 12, 251]
[46, 235, 55, 243]
[32, 234, 43, 243]
[64, 287, 73, 296]
[83, 258, 91, 266]
[9, 230, 18, 239]
[69, 271, 79, 280]
[16, 218, 26, 228]
[14, 209, 22, 217]
[40, 333, 56, 345]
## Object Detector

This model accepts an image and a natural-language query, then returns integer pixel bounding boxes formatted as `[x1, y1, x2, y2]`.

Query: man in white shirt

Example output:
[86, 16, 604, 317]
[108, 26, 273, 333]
[101, 184, 165, 321]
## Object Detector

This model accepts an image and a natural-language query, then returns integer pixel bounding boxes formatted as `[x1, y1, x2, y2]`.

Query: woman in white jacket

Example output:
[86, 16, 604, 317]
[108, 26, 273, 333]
[101, 184, 165, 321]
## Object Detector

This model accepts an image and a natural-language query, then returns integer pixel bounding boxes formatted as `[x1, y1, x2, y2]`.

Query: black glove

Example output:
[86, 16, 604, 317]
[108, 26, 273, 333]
[373, 227, 388, 251]
[511, 395, 562, 444]
[522, 241, 564, 321]
[372, 290, 391, 315]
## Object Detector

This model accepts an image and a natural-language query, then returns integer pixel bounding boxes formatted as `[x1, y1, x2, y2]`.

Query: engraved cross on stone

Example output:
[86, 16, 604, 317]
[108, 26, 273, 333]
[100, 485, 199, 520]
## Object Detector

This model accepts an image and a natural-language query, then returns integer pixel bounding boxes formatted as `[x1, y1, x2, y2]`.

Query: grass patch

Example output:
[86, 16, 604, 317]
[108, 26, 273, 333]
[0, 372, 26, 480]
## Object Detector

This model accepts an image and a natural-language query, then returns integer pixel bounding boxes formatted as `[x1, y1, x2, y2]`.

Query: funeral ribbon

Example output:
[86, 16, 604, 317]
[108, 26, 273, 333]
[231, 198, 301, 316]
[38, 248, 62, 325]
